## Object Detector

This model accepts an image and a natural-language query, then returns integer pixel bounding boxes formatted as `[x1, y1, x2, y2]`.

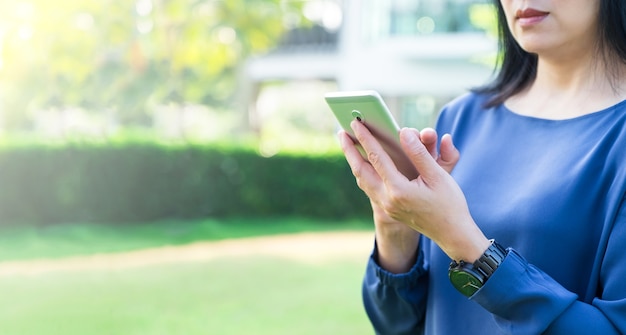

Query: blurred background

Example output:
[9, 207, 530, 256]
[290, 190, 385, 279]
[0, 0, 497, 334]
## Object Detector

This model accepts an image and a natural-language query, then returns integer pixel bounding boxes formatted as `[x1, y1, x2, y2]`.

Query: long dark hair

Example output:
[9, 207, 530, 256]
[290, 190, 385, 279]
[475, 0, 626, 107]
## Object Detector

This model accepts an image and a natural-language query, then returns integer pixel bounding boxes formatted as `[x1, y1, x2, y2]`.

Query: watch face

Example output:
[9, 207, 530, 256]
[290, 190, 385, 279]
[449, 269, 482, 297]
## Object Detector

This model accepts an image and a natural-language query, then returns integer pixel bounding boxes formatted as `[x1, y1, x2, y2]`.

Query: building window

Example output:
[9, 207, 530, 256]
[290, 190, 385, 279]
[363, 0, 491, 41]
[397, 95, 451, 129]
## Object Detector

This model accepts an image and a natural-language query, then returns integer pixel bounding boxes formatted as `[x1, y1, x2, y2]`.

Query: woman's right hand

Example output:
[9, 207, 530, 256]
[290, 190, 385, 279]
[339, 127, 460, 273]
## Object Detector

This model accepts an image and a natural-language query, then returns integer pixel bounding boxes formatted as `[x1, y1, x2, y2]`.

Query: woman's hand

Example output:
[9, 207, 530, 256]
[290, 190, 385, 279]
[340, 121, 490, 264]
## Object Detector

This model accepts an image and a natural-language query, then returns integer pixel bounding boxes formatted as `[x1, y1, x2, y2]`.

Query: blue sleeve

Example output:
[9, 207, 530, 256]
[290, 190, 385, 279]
[472, 203, 626, 334]
[361, 241, 429, 335]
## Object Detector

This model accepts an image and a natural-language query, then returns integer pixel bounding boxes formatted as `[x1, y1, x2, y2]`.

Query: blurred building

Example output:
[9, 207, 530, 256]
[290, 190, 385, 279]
[242, 0, 497, 130]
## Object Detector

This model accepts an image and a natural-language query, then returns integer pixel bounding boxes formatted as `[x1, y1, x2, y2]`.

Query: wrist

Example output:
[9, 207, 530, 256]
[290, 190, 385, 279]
[374, 225, 420, 274]
[436, 220, 490, 262]
[448, 236, 492, 263]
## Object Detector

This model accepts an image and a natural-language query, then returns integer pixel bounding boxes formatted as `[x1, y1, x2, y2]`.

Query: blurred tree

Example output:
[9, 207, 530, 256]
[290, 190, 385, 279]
[0, 0, 306, 135]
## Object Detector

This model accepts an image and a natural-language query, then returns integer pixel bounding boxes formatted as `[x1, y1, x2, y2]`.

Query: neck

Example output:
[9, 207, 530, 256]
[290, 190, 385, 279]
[507, 51, 626, 119]
[544, 46, 603, 85]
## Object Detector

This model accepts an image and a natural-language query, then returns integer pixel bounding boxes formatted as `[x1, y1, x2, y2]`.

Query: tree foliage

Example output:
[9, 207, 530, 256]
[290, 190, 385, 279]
[0, 0, 306, 129]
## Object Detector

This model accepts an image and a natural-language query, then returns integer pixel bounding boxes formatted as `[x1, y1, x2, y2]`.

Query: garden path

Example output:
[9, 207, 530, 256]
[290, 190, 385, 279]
[0, 231, 374, 277]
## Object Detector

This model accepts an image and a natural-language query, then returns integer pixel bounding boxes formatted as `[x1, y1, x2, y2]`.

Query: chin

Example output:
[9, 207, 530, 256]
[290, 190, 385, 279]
[516, 40, 549, 55]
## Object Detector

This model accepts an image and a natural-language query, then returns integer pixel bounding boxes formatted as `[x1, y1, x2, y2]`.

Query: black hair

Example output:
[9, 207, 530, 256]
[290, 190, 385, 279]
[475, 0, 626, 107]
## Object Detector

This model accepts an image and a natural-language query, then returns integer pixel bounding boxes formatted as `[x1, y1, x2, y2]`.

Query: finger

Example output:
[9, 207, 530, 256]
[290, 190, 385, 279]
[338, 130, 382, 192]
[399, 127, 444, 183]
[338, 130, 364, 165]
[350, 120, 404, 184]
[419, 127, 438, 160]
[437, 134, 460, 174]
[339, 130, 374, 178]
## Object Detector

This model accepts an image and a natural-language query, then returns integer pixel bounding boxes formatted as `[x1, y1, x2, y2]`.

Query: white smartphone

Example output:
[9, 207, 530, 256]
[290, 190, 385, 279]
[325, 90, 419, 179]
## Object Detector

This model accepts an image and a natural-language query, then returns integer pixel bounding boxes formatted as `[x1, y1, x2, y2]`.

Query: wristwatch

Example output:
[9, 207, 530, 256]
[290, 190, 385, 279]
[448, 239, 507, 297]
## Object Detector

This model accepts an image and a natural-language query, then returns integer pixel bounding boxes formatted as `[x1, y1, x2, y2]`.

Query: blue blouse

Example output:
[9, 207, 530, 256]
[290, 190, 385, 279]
[362, 92, 626, 334]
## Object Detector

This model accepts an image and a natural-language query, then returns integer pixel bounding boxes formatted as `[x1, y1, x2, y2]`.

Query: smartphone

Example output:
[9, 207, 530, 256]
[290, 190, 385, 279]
[325, 90, 419, 179]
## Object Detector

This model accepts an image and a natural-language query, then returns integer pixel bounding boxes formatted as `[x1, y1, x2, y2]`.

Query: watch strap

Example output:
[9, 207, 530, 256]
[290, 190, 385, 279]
[448, 239, 507, 297]
[472, 239, 507, 281]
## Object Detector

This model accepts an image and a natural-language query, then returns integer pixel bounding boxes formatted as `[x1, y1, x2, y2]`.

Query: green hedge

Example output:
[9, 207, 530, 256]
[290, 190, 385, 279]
[0, 143, 371, 225]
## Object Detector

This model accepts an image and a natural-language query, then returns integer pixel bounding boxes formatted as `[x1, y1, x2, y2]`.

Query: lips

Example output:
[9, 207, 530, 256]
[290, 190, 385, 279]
[516, 8, 549, 19]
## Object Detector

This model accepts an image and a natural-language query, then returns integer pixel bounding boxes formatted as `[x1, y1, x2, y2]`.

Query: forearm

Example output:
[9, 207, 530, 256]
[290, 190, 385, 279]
[374, 222, 420, 274]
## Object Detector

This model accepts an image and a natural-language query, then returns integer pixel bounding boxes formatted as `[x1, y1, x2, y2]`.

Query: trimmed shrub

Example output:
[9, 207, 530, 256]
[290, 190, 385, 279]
[0, 143, 371, 225]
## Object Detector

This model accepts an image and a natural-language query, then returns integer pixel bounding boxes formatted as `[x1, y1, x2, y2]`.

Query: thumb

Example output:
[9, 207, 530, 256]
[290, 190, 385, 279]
[399, 128, 444, 182]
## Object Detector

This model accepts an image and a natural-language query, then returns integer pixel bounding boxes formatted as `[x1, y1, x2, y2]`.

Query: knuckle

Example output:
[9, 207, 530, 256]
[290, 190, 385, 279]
[351, 164, 363, 179]
[452, 151, 461, 163]
[380, 199, 394, 215]
[404, 142, 428, 162]
[351, 165, 370, 191]
[378, 189, 405, 214]
[387, 188, 408, 206]
[355, 176, 366, 190]
[381, 201, 403, 220]
[411, 145, 430, 160]
[367, 151, 380, 165]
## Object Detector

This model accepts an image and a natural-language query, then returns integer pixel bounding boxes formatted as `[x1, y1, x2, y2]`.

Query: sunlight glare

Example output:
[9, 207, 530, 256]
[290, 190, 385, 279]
[17, 25, 34, 41]
[136, 0, 153, 17]
[74, 13, 94, 31]
[0, 30, 4, 72]
[217, 27, 237, 45]
[15, 2, 35, 19]
[417, 16, 435, 34]
[303, 0, 342, 32]
[321, 2, 342, 31]
[137, 19, 154, 34]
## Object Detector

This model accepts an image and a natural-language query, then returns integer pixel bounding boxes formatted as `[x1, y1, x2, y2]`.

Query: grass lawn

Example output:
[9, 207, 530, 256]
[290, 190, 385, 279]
[0, 217, 375, 334]
[0, 256, 372, 335]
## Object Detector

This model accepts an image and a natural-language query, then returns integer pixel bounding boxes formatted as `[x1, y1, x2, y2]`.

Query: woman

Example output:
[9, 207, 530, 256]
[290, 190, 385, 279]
[339, 0, 626, 333]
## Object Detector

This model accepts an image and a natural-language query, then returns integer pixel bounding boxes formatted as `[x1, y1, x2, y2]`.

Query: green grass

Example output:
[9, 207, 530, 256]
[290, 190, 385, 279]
[0, 217, 372, 261]
[0, 218, 375, 334]
[0, 256, 373, 335]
